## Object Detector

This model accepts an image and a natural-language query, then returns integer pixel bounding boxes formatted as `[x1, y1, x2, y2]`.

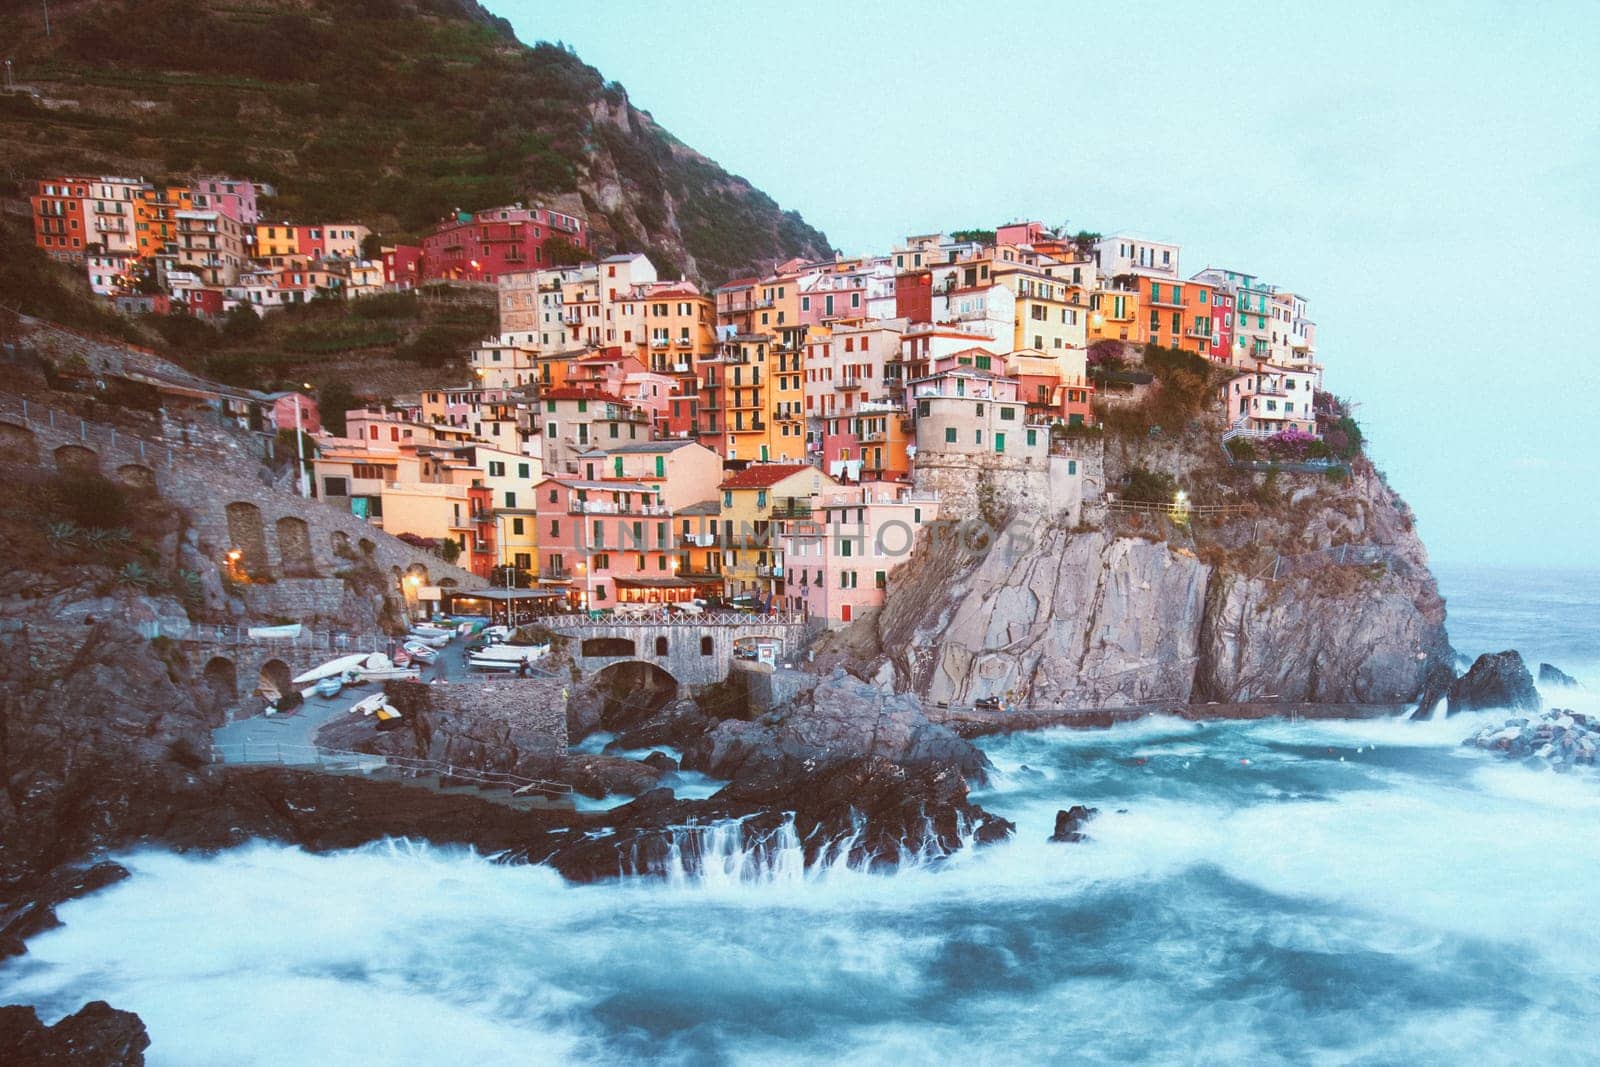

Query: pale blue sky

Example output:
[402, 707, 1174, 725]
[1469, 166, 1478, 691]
[500, 0, 1600, 567]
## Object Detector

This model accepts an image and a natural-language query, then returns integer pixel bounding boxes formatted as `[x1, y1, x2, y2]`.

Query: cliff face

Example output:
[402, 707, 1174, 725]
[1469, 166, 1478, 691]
[861, 452, 1449, 709]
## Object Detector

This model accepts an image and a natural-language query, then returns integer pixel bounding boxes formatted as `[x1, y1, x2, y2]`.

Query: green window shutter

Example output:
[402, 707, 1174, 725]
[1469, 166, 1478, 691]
[945, 427, 957, 443]
[994, 432, 1005, 453]
[655, 456, 665, 477]
[614, 456, 623, 477]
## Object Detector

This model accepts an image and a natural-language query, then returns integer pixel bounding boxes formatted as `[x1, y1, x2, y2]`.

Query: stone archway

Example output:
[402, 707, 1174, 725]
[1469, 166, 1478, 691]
[275, 516, 317, 577]
[331, 530, 353, 560]
[202, 656, 238, 713]
[225, 501, 270, 579]
[359, 537, 376, 558]
[0, 421, 38, 462]
[53, 443, 99, 474]
[582, 636, 637, 658]
[590, 660, 680, 731]
[256, 658, 293, 703]
[116, 463, 157, 492]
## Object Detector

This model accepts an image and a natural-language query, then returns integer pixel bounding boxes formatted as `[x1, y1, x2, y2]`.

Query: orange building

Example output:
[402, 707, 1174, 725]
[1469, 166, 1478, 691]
[135, 185, 195, 258]
[1089, 286, 1142, 343]
[30, 176, 94, 261]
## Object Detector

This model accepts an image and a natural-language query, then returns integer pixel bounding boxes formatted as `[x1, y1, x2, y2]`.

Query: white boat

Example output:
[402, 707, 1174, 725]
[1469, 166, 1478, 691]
[349, 693, 386, 716]
[248, 623, 303, 639]
[401, 640, 439, 663]
[292, 653, 371, 686]
[468, 654, 525, 672]
[406, 630, 451, 648]
[468, 642, 550, 663]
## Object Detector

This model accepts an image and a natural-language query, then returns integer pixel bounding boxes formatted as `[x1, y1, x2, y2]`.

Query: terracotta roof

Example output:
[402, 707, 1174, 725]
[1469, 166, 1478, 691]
[719, 463, 815, 490]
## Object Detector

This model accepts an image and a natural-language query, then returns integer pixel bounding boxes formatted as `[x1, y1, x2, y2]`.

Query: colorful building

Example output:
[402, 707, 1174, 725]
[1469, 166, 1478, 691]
[783, 482, 941, 625]
[718, 464, 839, 607]
[420, 204, 587, 284]
[31, 176, 93, 261]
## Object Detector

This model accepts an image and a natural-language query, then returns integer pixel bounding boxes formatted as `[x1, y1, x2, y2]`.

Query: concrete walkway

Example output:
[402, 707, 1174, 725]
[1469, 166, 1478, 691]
[211, 636, 476, 762]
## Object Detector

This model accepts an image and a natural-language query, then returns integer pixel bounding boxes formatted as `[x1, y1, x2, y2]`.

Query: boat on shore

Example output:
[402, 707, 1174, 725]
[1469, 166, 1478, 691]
[468, 642, 551, 671]
[291, 653, 371, 686]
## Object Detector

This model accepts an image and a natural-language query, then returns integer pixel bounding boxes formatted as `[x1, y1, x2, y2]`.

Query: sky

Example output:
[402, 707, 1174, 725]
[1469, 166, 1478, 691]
[499, 0, 1600, 568]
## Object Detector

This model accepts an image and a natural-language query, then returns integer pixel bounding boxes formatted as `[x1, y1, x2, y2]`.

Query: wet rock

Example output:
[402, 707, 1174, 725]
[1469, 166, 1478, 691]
[1464, 708, 1597, 768]
[0, 862, 130, 961]
[642, 751, 680, 774]
[1538, 663, 1580, 688]
[1447, 651, 1541, 715]
[1049, 805, 1099, 843]
[1409, 661, 1456, 720]
[683, 669, 990, 785]
[0, 1001, 149, 1065]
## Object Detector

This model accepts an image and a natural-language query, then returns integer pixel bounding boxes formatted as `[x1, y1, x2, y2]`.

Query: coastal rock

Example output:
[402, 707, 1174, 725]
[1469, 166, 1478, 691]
[1538, 663, 1580, 688]
[1409, 661, 1457, 720]
[0, 1001, 149, 1065]
[1464, 708, 1596, 767]
[0, 862, 130, 960]
[1447, 651, 1541, 715]
[867, 454, 1450, 708]
[1049, 805, 1099, 843]
[682, 669, 990, 784]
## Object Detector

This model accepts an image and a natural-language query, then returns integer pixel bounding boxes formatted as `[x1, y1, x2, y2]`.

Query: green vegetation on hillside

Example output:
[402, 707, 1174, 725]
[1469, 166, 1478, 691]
[0, 0, 831, 283]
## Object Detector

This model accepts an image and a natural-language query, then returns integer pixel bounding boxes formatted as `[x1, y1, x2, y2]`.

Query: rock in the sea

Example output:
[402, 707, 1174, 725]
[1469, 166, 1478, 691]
[0, 1001, 149, 1065]
[1538, 663, 1580, 688]
[1464, 708, 1596, 768]
[1409, 661, 1457, 720]
[1447, 651, 1541, 715]
[1049, 805, 1099, 843]
[683, 669, 990, 784]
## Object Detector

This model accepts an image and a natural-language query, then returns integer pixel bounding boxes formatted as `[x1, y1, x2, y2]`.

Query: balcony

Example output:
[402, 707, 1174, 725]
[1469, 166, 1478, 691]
[672, 362, 691, 373]
[756, 563, 784, 578]
[770, 501, 812, 520]
[651, 338, 670, 349]
[834, 378, 862, 391]
[538, 567, 572, 582]
[568, 500, 670, 516]
[675, 336, 693, 347]
[683, 532, 718, 547]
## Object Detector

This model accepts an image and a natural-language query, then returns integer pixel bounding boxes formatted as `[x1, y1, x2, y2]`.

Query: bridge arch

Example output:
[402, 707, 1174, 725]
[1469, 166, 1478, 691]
[255, 658, 293, 703]
[591, 659, 680, 730]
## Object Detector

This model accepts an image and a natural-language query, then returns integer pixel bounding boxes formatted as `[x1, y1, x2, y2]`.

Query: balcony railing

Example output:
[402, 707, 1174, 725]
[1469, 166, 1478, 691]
[568, 500, 671, 516]
[770, 503, 811, 520]
[756, 564, 784, 578]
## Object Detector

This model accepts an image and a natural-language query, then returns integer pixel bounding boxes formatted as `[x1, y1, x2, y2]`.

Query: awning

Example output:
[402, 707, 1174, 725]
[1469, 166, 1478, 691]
[614, 576, 702, 589]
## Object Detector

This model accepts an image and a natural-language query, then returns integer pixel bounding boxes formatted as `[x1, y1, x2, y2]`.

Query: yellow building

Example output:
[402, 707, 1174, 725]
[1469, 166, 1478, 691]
[1089, 286, 1143, 344]
[254, 223, 299, 258]
[751, 273, 800, 333]
[471, 444, 541, 572]
[718, 463, 839, 603]
[379, 481, 474, 555]
[994, 263, 1087, 355]
[770, 323, 809, 463]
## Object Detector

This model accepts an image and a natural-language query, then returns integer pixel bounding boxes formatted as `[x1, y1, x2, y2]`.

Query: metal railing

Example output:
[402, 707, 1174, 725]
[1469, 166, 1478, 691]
[211, 740, 572, 796]
[139, 620, 396, 650]
[546, 611, 806, 630]
[1254, 543, 1411, 581]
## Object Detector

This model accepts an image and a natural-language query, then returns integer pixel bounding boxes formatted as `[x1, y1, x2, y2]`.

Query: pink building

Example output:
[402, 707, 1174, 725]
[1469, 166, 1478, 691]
[533, 477, 688, 610]
[268, 392, 321, 434]
[192, 177, 267, 226]
[784, 482, 941, 626]
[420, 205, 587, 284]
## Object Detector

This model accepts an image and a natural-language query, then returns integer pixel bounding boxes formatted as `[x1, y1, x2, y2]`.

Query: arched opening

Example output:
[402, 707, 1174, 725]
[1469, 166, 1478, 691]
[0, 422, 39, 462]
[582, 636, 636, 658]
[116, 463, 157, 492]
[591, 660, 679, 732]
[225, 501, 270, 579]
[275, 516, 317, 577]
[255, 658, 294, 704]
[359, 537, 376, 558]
[654, 635, 669, 657]
[53, 443, 99, 474]
[331, 530, 353, 560]
[438, 577, 458, 589]
[201, 656, 238, 714]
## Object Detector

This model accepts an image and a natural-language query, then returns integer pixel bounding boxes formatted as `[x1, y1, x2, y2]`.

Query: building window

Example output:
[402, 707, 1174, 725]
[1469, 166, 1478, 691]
[945, 427, 957, 444]
[512, 518, 525, 535]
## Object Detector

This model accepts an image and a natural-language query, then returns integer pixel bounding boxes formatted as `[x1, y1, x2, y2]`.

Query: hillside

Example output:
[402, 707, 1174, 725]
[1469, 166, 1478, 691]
[0, 0, 831, 285]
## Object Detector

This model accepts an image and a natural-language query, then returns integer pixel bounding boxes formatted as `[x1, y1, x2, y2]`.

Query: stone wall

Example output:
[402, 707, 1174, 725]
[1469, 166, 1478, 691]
[912, 441, 1102, 526]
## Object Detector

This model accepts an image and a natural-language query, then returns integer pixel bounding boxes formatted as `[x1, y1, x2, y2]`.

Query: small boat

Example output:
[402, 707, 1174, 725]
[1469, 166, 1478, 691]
[247, 623, 303, 639]
[374, 704, 406, 731]
[349, 693, 386, 716]
[406, 631, 451, 648]
[468, 654, 525, 672]
[468, 642, 550, 664]
[408, 624, 454, 643]
[401, 640, 439, 664]
[313, 676, 343, 699]
[292, 653, 370, 686]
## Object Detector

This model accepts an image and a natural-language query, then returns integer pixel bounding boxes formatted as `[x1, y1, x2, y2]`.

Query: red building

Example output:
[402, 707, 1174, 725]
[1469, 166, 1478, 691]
[1211, 288, 1235, 364]
[420, 205, 587, 284]
[382, 244, 423, 289]
[468, 485, 497, 578]
[31, 177, 93, 261]
[894, 269, 932, 323]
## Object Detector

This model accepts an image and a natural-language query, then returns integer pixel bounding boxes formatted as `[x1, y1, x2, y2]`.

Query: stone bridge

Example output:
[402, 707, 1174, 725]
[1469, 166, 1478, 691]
[545, 613, 809, 689]
[144, 625, 396, 716]
[0, 394, 482, 625]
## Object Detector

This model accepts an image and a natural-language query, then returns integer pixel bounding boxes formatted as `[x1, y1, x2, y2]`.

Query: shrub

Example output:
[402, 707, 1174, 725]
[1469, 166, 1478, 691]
[1226, 438, 1257, 462]
[54, 472, 129, 530]
[1121, 466, 1179, 505]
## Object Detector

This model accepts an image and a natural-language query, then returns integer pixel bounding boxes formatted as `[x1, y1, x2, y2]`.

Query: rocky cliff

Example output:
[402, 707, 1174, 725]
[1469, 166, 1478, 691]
[841, 441, 1450, 709]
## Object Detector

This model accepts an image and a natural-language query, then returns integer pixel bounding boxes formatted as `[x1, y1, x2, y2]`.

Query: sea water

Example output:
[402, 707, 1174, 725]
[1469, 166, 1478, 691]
[2, 566, 1598, 1065]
